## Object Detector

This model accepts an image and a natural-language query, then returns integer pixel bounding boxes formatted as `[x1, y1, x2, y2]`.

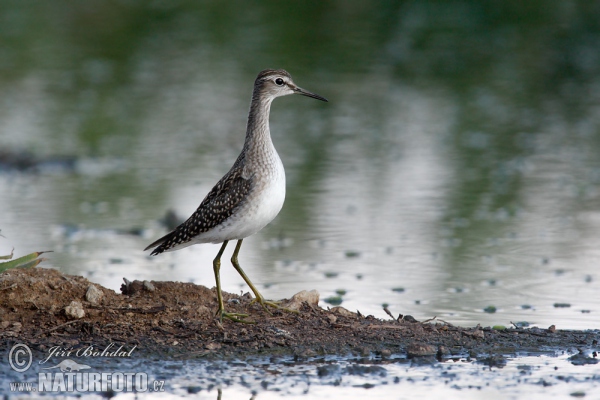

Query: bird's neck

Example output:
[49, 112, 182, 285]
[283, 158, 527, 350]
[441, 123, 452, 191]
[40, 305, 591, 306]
[243, 93, 275, 157]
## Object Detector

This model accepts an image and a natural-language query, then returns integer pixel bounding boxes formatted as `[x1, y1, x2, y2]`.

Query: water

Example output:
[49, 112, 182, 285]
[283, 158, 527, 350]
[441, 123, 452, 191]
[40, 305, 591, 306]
[140, 354, 600, 399]
[1, 1, 599, 396]
[3, 352, 599, 399]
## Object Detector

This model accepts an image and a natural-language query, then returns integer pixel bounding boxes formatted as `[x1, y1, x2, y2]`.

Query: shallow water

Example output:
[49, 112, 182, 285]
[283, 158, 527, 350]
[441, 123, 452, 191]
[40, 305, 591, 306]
[152, 354, 600, 400]
[1, 4, 599, 396]
[4, 351, 599, 399]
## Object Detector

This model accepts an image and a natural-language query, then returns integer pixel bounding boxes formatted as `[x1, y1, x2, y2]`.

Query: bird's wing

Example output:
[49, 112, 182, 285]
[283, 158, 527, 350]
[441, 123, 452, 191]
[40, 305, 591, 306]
[145, 161, 253, 255]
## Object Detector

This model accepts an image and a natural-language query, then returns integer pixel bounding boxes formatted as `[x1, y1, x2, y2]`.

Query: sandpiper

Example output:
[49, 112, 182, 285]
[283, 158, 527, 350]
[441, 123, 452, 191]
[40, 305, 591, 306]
[145, 69, 328, 322]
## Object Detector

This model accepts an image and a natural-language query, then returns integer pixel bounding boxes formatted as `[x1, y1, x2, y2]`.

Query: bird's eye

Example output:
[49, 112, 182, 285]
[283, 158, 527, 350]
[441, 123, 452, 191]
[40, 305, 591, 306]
[275, 78, 284, 86]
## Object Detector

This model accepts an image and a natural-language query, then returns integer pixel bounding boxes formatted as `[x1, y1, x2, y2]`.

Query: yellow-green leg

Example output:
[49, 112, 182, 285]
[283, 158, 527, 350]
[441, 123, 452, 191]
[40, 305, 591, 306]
[231, 239, 297, 314]
[213, 240, 249, 323]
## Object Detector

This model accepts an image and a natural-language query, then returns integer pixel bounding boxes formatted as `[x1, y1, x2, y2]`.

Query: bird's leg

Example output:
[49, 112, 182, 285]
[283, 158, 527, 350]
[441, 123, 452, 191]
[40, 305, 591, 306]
[213, 240, 249, 323]
[231, 239, 298, 315]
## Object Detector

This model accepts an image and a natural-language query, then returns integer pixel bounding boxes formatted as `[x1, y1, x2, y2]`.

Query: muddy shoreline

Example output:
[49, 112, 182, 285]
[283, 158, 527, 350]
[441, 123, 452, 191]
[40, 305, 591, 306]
[1, 268, 598, 362]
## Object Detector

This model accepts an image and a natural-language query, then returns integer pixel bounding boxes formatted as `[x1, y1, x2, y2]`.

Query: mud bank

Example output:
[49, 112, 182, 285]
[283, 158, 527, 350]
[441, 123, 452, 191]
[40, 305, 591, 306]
[0, 268, 598, 362]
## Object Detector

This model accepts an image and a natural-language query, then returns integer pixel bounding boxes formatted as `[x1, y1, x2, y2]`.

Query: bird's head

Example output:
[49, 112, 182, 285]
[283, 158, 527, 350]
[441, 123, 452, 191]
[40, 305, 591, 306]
[255, 69, 328, 102]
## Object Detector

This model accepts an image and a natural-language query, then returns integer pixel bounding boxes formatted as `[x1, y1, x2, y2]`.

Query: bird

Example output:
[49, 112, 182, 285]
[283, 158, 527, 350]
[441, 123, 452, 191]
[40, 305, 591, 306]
[144, 69, 328, 322]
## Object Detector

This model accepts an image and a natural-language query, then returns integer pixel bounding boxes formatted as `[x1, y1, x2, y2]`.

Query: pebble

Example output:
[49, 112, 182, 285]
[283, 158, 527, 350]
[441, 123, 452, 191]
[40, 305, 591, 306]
[85, 284, 103, 305]
[65, 301, 85, 319]
[330, 306, 356, 317]
[407, 343, 437, 357]
[197, 305, 211, 316]
[359, 347, 371, 357]
[283, 290, 319, 311]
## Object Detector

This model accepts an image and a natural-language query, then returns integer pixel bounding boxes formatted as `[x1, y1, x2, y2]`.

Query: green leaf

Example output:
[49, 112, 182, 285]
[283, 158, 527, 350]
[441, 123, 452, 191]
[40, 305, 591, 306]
[0, 251, 50, 272]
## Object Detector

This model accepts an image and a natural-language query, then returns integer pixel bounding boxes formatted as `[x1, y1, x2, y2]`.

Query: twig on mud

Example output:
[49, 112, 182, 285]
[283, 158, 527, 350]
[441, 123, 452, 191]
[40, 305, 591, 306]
[505, 324, 550, 337]
[214, 319, 225, 332]
[151, 326, 175, 335]
[331, 323, 352, 328]
[422, 316, 454, 326]
[44, 320, 79, 334]
[383, 307, 395, 320]
[1, 283, 17, 291]
[112, 305, 166, 314]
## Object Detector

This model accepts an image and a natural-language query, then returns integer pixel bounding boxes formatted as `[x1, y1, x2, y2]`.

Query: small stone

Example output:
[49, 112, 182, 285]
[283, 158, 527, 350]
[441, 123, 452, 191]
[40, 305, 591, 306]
[380, 349, 392, 357]
[330, 306, 356, 317]
[478, 355, 507, 368]
[282, 290, 319, 311]
[85, 285, 103, 305]
[407, 343, 437, 357]
[300, 349, 317, 358]
[205, 342, 221, 351]
[472, 329, 484, 339]
[10, 322, 22, 332]
[143, 281, 156, 292]
[326, 314, 337, 323]
[548, 325, 556, 333]
[402, 315, 418, 323]
[65, 301, 85, 319]
[1, 321, 10, 329]
[197, 305, 211, 317]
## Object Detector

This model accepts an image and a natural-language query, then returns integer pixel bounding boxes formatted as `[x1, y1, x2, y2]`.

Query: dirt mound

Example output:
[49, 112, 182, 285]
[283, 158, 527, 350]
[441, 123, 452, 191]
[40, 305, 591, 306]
[0, 268, 598, 360]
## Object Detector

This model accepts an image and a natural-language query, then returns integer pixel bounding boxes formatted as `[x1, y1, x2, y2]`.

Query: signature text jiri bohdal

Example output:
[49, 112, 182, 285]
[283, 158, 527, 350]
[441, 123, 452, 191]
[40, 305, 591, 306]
[40, 343, 137, 364]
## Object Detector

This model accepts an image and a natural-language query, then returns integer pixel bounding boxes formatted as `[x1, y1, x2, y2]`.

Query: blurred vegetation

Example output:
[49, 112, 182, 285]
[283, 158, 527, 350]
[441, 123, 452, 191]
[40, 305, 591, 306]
[1, 0, 600, 278]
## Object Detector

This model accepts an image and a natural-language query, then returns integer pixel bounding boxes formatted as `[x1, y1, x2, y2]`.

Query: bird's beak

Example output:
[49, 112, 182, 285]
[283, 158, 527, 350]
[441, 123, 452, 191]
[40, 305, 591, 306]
[293, 86, 328, 102]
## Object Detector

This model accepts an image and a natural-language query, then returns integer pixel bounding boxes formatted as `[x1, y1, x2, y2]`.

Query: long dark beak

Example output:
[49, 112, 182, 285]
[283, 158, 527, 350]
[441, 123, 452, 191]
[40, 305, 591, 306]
[294, 86, 328, 102]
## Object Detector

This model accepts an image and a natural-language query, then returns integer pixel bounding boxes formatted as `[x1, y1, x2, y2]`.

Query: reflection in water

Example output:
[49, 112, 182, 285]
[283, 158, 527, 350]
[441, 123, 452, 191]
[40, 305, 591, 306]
[0, 2, 599, 329]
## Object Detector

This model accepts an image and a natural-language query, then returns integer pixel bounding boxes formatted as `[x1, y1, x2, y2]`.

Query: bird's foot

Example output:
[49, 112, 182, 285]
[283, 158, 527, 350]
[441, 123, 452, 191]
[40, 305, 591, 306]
[250, 295, 300, 315]
[216, 309, 254, 324]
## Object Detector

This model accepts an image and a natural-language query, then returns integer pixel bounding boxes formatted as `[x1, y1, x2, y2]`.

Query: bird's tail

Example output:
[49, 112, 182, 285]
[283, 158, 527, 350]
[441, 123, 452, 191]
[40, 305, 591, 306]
[144, 232, 174, 256]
